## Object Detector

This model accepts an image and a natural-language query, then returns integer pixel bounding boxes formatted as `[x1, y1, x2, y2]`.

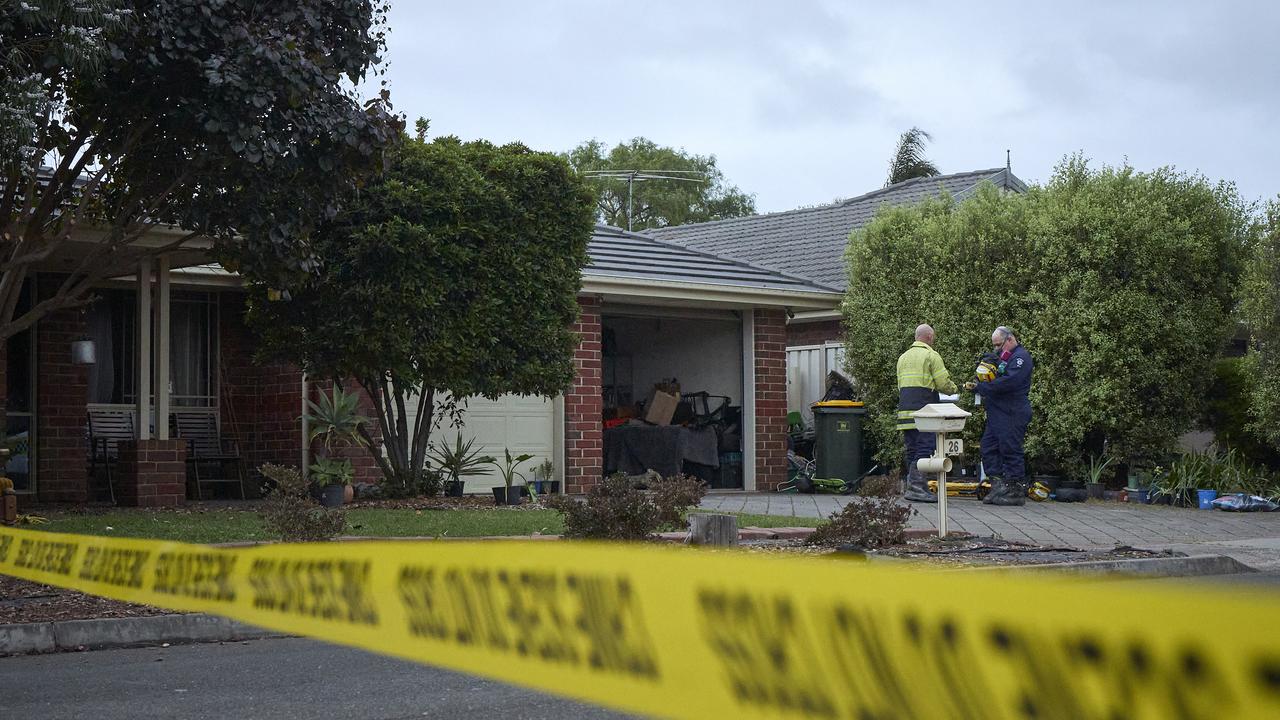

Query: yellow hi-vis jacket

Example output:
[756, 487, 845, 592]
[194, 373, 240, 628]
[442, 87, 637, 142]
[895, 341, 957, 430]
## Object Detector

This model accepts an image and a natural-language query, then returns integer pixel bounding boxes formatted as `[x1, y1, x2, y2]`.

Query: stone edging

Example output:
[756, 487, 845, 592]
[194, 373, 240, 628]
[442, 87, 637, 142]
[0, 613, 285, 656]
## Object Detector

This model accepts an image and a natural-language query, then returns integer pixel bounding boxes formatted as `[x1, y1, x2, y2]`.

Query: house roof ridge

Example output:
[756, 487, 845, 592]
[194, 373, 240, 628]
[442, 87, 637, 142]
[648, 167, 1013, 238]
[838, 168, 1008, 206]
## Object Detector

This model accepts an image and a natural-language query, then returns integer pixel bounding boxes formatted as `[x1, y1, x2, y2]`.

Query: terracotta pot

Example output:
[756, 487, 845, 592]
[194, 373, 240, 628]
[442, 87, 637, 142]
[343, 485, 354, 504]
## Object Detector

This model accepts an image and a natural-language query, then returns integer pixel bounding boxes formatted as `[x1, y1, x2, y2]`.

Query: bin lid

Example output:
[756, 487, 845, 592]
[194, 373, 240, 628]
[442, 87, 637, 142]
[812, 400, 864, 407]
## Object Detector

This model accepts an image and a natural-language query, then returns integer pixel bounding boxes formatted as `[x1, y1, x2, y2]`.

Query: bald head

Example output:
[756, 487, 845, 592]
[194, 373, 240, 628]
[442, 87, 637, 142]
[915, 324, 935, 345]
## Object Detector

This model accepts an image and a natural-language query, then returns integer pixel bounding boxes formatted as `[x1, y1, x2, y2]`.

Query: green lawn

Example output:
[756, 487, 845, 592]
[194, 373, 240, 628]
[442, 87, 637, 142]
[25, 506, 820, 544]
[27, 508, 567, 544]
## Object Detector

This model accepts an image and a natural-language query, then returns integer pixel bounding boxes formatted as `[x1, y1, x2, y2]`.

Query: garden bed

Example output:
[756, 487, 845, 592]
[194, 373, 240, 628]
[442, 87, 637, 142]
[739, 536, 1183, 567]
[1, 575, 173, 626]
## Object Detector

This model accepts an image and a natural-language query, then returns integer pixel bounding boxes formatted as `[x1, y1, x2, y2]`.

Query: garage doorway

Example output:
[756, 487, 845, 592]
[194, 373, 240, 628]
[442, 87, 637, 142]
[601, 308, 745, 489]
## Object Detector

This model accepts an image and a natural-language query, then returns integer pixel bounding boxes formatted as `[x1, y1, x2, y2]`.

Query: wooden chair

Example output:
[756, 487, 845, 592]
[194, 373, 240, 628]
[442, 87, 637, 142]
[173, 410, 245, 500]
[87, 409, 136, 505]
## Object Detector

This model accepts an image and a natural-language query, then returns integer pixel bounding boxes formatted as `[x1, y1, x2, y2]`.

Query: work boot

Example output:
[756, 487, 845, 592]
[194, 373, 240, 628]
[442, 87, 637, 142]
[903, 468, 937, 503]
[991, 478, 1027, 506]
[981, 476, 1004, 505]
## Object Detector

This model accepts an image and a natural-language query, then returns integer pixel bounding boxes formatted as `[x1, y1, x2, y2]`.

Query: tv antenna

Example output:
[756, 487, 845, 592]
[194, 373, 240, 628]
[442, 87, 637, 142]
[580, 170, 707, 231]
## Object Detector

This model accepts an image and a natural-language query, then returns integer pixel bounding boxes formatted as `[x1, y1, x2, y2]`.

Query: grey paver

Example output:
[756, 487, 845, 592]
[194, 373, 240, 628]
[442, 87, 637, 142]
[707, 494, 1280, 552]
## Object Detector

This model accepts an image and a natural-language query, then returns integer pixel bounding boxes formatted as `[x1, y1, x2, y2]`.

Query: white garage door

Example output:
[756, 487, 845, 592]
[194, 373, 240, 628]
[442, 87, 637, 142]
[406, 393, 557, 493]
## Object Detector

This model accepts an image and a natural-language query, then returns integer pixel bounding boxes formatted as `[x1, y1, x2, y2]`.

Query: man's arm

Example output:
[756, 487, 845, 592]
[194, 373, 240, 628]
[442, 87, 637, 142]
[930, 351, 958, 395]
[975, 352, 1032, 397]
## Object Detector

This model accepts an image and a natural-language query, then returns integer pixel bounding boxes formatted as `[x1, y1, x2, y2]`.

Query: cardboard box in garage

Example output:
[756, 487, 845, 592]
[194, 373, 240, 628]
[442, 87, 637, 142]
[643, 389, 681, 425]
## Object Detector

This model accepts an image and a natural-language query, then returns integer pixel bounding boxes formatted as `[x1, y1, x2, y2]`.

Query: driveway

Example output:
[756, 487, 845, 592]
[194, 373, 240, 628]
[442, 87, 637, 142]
[702, 493, 1280, 568]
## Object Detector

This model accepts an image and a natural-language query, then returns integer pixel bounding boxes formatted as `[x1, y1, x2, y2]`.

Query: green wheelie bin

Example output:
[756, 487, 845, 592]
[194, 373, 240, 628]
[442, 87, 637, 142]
[811, 400, 866, 488]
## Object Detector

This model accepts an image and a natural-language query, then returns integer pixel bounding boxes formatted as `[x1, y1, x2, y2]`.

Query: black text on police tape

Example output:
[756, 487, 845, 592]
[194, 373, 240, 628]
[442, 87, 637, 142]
[397, 564, 659, 680]
[248, 558, 378, 625]
[78, 546, 151, 589]
[153, 551, 237, 602]
[11, 537, 79, 576]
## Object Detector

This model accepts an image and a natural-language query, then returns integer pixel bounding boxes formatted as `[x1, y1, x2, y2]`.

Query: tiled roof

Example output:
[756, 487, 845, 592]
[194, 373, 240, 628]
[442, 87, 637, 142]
[584, 224, 840, 295]
[648, 169, 1028, 290]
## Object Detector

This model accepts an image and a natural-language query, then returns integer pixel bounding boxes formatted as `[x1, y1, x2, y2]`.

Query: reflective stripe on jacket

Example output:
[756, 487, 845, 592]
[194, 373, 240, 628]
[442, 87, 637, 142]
[895, 341, 958, 431]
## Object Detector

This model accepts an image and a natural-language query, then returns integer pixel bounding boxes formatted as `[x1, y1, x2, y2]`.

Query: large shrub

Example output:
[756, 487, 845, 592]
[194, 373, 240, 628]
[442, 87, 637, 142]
[844, 157, 1252, 474]
[1242, 199, 1280, 451]
[247, 134, 594, 496]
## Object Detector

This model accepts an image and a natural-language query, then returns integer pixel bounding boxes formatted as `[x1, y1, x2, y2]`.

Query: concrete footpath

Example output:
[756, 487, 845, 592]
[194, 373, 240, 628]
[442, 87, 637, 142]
[703, 493, 1280, 569]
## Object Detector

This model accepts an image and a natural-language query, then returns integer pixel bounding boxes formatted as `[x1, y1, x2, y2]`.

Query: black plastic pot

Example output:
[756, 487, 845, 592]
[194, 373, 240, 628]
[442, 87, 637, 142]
[319, 484, 345, 508]
[445, 480, 465, 498]
[493, 486, 523, 506]
[1055, 487, 1088, 503]
[1060, 479, 1085, 490]
[1086, 482, 1105, 500]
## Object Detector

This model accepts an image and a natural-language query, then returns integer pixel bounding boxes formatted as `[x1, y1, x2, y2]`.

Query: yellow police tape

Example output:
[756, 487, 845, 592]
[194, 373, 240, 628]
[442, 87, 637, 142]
[3, 524, 1279, 720]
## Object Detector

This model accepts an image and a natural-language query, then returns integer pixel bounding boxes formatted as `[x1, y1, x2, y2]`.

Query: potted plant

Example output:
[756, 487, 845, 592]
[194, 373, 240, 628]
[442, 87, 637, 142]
[487, 448, 534, 506]
[310, 455, 354, 508]
[532, 459, 556, 494]
[1126, 466, 1153, 504]
[303, 386, 370, 507]
[428, 434, 494, 497]
[1084, 453, 1113, 500]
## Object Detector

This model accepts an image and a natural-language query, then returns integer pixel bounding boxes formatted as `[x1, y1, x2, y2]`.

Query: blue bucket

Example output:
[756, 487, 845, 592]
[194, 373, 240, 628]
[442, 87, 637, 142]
[1128, 489, 1150, 505]
[1196, 489, 1218, 509]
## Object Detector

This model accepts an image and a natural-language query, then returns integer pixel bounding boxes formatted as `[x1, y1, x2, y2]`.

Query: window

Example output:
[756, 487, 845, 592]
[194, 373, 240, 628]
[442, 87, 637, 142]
[87, 289, 219, 408]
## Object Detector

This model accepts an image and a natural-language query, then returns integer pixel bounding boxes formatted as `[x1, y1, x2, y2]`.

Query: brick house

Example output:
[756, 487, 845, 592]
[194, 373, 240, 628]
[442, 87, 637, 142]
[5, 224, 839, 505]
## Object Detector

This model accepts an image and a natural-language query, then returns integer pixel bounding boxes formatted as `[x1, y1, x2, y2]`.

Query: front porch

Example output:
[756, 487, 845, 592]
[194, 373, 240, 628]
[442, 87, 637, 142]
[4, 260, 327, 507]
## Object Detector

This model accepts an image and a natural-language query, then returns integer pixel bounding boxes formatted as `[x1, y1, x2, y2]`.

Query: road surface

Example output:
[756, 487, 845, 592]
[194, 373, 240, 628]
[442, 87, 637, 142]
[1, 636, 636, 720]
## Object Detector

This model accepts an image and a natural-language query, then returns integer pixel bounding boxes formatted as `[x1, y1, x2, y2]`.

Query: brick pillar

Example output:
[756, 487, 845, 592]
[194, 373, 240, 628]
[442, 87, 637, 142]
[36, 294, 89, 503]
[564, 296, 603, 494]
[754, 309, 788, 491]
[116, 439, 187, 507]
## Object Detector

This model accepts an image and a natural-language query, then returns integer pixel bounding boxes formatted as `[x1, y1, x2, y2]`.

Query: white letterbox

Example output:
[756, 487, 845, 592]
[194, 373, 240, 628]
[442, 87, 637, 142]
[912, 403, 971, 433]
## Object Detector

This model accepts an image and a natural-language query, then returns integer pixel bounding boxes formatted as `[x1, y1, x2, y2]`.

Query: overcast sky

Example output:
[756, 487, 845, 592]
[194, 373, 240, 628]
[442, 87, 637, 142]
[372, 0, 1278, 214]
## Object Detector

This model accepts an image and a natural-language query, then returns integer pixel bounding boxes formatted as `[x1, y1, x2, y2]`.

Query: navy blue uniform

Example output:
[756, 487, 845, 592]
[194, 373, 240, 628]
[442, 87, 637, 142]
[974, 344, 1033, 481]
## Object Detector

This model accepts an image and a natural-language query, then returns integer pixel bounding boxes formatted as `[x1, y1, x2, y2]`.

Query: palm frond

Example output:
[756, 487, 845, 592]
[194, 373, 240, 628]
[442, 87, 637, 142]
[886, 127, 940, 186]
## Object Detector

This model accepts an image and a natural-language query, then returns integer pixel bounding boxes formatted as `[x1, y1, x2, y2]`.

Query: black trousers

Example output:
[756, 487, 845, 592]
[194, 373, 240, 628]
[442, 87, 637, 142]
[902, 429, 936, 476]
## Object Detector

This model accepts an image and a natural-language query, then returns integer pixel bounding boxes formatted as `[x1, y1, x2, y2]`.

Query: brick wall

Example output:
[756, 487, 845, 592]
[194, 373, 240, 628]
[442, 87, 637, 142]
[115, 439, 187, 507]
[786, 319, 842, 348]
[35, 283, 89, 503]
[754, 309, 789, 491]
[219, 293, 302, 490]
[219, 293, 383, 490]
[564, 296, 603, 494]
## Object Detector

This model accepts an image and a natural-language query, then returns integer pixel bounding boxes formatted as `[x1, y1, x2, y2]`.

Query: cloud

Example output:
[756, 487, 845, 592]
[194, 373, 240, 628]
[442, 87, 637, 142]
[370, 0, 1280, 211]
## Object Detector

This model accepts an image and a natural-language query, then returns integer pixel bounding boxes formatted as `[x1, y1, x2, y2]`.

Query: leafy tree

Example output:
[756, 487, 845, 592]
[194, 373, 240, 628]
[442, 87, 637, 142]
[0, 0, 399, 342]
[844, 157, 1251, 475]
[246, 135, 595, 495]
[1242, 199, 1280, 449]
[565, 137, 755, 230]
[885, 127, 940, 186]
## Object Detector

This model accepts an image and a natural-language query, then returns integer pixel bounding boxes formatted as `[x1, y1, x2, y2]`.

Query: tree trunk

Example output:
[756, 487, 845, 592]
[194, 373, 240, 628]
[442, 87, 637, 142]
[688, 514, 738, 546]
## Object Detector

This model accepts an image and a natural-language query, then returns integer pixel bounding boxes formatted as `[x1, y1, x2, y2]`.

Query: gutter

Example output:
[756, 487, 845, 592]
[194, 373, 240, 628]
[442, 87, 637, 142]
[789, 309, 842, 324]
[580, 275, 841, 311]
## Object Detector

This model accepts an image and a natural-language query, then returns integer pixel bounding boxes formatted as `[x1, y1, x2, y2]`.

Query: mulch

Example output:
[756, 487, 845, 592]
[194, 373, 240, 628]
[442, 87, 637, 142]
[0, 575, 174, 626]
